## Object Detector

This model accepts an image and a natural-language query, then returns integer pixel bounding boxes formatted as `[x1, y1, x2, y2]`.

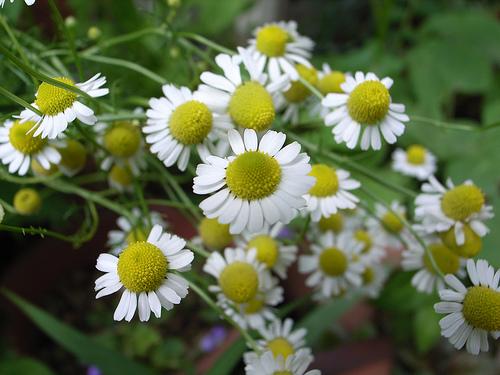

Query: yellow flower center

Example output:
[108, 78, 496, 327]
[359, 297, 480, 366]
[169, 100, 213, 145]
[267, 337, 294, 359]
[441, 184, 485, 221]
[381, 211, 404, 234]
[423, 243, 460, 275]
[126, 227, 148, 245]
[318, 213, 343, 233]
[58, 139, 87, 172]
[256, 25, 289, 57]
[109, 165, 133, 187]
[198, 218, 232, 250]
[228, 81, 275, 131]
[35, 77, 77, 116]
[283, 64, 318, 103]
[406, 145, 426, 165]
[347, 80, 390, 125]
[362, 267, 375, 284]
[308, 164, 338, 197]
[103, 122, 141, 158]
[319, 247, 348, 276]
[117, 241, 167, 293]
[440, 224, 482, 258]
[13, 188, 41, 215]
[355, 229, 372, 253]
[225, 151, 281, 200]
[247, 235, 279, 268]
[274, 372, 292, 375]
[317, 71, 345, 95]
[8, 120, 47, 154]
[462, 286, 500, 331]
[219, 262, 258, 303]
[244, 297, 264, 314]
[31, 159, 58, 176]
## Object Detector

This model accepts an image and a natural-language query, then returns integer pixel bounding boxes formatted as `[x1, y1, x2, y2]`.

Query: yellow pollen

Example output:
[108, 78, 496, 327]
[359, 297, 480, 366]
[219, 262, 258, 303]
[247, 235, 279, 268]
[347, 80, 390, 125]
[198, 218, 232, 250]
[109, 165, 133, 187]
[225, 151, 281, 200]
[283, 64, 318, 103]
[57, 139, 87, 173]
[406, 145, 426, 165]
[308, 164, 339, 197]
[462, 286, 500, 331]
[126, 227, 147, 245]
[441, 184, 485, 222]
[317, 71, 346, 95]
[228, 81, 275, 131]
[355, 230, 372, 253]
[274, 372, 292, 375]
[256, 25, 289, 57]
[267, 337, 294, 359]
[319, 247, 348, 276]
[169, 100, 213, 145]
[103, 122, 141, 158]
[318, 213, 343, 233]
[31, 159, 58, 176]
[381, 211, 404, 234]
[362, 267, 375, 284]
[440, 224, 482, 258]
[13, 188, 41, 215]
[423, 243, 460, 275]
[117, 241, 167, 293]
[35, 77, 77, 116]
[8, 120, 47, 154]
[244, 297, 264, 314]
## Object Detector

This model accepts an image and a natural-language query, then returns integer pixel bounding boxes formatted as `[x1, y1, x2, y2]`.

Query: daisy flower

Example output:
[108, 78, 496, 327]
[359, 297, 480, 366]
[358, 264, 388, 298]
[203, 247, 271, 307]
[311, 63, 347, 117]
[321, 71, 409, 150]
[415, 176, 493, 245]
[0, 119, 60, 176]
[352, 227, 387, 264]
[195, 217, 233, 251]
[144, 84, 232, 171]
[245, 349, 319, 375]
[237, 222, 297, 279]
[311, 209, 365, 238]
[1, 0, 35, 7]
[366, 201, 408, 250]
[20, 74, 109, 139]
[392, 144, 437, 180]
[303, 164, 360, 222]
[95, 224, 193, 322]
[434, 259, 500, 355]
[107, 208, 167, 255]
[13, 187, 41, 216]
[56, 138, 87, 176]
[193, 129, 314, 234]
[107, 164, 134, 192]
[299, 231, 364, 298]
[247, 20, 314, 81]
[197, 49, 289, 133]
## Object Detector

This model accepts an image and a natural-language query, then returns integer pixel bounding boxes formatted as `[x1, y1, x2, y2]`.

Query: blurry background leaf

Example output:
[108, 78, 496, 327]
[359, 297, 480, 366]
[413, 305, 441, 353]
[0, 357, 55, 375]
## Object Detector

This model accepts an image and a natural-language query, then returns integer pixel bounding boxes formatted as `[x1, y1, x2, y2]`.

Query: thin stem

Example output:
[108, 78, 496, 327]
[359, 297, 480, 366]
[0, 223, 76, 244]
[0, 85, 42, 116]
[143, 198, 192, 210]
[411, 115, 500, 132]
[186, 242, 210, 258]
[295, 216, 310, 244]
[0, 198, 16, 214]
[178, 32, 235, 55]
[134, 178, 151, 229]
[0, 167, 61, 184]
[298, 76, 324, 100]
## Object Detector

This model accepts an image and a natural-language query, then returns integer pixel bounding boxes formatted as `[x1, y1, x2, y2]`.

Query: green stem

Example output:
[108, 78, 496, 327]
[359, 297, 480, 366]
[74, 122, 108, 153]
[298, 76, 323, 100]
[97, 113, 147, 122]
[186, 241, 210, 258]
[0, 223, 75, 243]
[0, 198, 16, 214]
[295, 216, 310, 244]
[411, 115, 500, 132]
[0, 85, 42, 115]
[0, 167, 61, 184]
[134, 178, 151, 229]
[143, 198, 192, 210]
[178, 32, 235, 55]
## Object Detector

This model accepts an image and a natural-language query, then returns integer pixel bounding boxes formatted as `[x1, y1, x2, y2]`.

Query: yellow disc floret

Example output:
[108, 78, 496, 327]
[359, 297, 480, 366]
[308, 164, 338, 197]
[462, 286, 500, 331]
[169, 100, 213, 145]
[256, 25, 289, 57]
[406, 145, 426, 165]
[35, 77, 77, 116]
[274, 372, 292, 375]
[219, 262, 258, 303]
[318, 213, 343, 233]
[244, 297, 264, 314]
[117, 241, 167, 293]
[13, 188, 41, 215]
[225, 151, 281, 200]
[423, 243, 460, 275]
[347, 80, 390, 125]
[283, 64, 318, 103]
[103, 122, 141, 158]
[8, 120, 47, 154]
[381, 211, 404, 234]
[362, 267, 375, 284]
[31, 159, 58, 176]
[267, 337, 294, 359]
[355, 229, 372, 253]
[58, 139, 87, 173]
[441, 184, 485, 222]
[198, 218, 232, 250]
[228, 81, 275, 131]
[247, 235, 279, 268]
[319, 247, 348, 276]
[317, 71, 345, 95]
[440, 224, 482, 258]
[109, 165, 133, 187]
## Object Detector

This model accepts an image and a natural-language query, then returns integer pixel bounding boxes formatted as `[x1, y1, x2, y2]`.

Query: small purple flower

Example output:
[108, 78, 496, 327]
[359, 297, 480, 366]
[277, 225, 295, 240]
[87, 366, 102, 375]
[199, 325, 227, 352]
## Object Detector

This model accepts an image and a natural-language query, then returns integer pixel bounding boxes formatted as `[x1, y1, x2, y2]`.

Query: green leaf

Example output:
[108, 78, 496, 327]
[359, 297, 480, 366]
[413, 306, 441, 353]
[0, 358, 55, 375]
[4, 290, 156, 375]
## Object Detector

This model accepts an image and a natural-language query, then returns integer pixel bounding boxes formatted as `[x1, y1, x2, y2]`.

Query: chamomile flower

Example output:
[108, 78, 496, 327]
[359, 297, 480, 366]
[0, 120, 61, 176]
[197, 49, 289, 132]
[322, 72, 409, 150]
[299, 231, 364, 298]
[415, 176, 493, 245]
[311, 64, 347, 117]
[95, 225, 193, 322]
[56, 138, 87, 176]
[1, 0, 35, 7]
[310, 209, 365, 238]
[237, 222, 298, 279]
[195, 217, 233, 251]
[366, 201, 408, 249]
[108, 164, 134, 192]
[247, 20, 314, 81]
[107, 208, 167, 255]
[193, 129, 314, 234]
[144, 84, 232, 171]
[359, 264, 388, 298]
[352, 226, 387, 264]
[434, 259, 500, 355]
[13, 188, 41, 215]
[19, 74, 109, 139]
[203, 247, 271, 306]
[392, 145, 437, 180]
[303, 164, 360, 222]
[245, 349, 320, 375]
[401, 236, 464, 294]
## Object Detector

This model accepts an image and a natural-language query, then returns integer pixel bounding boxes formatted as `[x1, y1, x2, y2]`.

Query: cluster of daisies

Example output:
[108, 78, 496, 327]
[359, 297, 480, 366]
[1, 9, 498, 371]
